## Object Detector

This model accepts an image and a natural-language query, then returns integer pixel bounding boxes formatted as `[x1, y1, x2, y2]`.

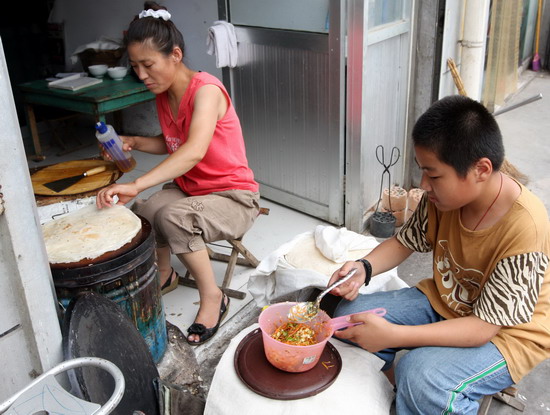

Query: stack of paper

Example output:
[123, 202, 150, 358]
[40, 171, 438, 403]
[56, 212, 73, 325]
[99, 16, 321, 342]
[48, 74, 102, 91]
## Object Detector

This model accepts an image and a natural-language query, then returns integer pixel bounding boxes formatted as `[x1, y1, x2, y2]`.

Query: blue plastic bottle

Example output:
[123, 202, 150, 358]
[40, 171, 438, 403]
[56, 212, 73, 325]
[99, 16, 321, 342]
[95, 122, 136, 172]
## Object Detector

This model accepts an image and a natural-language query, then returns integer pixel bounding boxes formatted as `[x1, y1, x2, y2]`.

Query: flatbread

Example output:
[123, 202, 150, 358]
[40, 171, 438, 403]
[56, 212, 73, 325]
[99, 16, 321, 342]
[42, 204, 142, 264]
[284, 236, 372, 277]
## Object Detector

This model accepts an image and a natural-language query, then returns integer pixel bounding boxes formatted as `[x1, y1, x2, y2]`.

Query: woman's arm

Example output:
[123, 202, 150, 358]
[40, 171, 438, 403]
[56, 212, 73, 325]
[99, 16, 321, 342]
[97, 85, 225, 208]
[100, 134, 167, 162]
[124, 134, 167, 154]
[133, 84, 224, 192]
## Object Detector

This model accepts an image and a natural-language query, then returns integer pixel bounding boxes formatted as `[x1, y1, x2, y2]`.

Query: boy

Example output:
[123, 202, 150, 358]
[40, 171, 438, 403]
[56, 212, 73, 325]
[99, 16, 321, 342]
[329, 95, 550, 414]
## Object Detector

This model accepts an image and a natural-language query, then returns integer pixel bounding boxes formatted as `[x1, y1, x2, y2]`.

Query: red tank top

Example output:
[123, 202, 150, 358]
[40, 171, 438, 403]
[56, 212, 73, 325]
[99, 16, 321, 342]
[156, 72, 258, 195]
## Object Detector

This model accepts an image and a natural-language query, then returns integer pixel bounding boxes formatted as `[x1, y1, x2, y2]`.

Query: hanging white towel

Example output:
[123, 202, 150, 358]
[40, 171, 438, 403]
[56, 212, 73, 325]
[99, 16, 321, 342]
[206, 20, 238, 68]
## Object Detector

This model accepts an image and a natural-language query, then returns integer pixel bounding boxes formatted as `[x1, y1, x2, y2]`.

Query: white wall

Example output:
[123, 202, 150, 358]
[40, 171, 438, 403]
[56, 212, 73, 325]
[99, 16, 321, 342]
[50, 0, 221, 77]
[48, 0, 221, 136]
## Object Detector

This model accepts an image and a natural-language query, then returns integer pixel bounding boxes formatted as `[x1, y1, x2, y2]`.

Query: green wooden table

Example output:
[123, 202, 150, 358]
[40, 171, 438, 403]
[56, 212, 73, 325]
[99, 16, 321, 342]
[19, 76, 155, 161]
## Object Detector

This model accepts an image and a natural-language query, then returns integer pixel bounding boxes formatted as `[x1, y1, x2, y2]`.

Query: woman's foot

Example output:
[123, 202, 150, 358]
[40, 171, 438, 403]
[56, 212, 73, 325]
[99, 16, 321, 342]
[187, 290, 230, 345]
[160, 267, 179, 295]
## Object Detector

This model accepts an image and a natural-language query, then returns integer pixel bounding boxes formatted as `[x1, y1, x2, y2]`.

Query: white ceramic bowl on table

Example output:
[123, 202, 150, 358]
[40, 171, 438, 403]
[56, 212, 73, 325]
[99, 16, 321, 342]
[107, 66, 128, 80]
[88, 64, 108, 78]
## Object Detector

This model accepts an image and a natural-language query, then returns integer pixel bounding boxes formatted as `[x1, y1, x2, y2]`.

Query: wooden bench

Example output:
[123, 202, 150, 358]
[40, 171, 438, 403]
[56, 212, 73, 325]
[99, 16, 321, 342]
[178, 207, 270, 300]
[477, 386, 525, 414]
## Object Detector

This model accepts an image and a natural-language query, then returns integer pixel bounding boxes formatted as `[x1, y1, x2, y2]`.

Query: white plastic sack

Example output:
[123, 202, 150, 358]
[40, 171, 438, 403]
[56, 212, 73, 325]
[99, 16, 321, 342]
[247, 226, 409, 307]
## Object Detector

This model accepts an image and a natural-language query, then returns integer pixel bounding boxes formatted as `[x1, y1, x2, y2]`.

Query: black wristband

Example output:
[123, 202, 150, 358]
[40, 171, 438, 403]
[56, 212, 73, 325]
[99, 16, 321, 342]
[356, 259, 372, 286]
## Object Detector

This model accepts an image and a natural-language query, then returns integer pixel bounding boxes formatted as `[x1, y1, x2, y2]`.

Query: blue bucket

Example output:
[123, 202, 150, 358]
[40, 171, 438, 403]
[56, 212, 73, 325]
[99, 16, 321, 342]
[52, 218, 167, 363]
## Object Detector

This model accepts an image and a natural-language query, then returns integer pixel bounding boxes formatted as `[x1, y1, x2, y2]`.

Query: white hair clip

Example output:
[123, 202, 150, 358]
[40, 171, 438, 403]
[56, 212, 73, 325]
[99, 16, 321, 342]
[138, 9, 171, 21]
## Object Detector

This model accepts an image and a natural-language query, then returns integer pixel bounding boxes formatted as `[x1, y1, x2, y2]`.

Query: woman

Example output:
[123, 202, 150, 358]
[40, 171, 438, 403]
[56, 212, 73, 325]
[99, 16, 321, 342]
[96, 2, 260, 345]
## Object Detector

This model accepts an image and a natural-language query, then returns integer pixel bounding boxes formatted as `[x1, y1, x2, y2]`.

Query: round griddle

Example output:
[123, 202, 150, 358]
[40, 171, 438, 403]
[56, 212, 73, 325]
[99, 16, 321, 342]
[62, 291, 160, 415]
[234, 328, 342, 400]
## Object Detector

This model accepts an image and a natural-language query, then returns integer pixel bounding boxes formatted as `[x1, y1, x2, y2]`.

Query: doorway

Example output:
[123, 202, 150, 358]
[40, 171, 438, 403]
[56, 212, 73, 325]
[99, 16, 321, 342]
[221, 0, 415, 230]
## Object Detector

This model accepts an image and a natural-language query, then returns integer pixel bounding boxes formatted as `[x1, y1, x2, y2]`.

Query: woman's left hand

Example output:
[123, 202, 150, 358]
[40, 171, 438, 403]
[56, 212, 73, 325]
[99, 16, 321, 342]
[96, 182, 139, 208]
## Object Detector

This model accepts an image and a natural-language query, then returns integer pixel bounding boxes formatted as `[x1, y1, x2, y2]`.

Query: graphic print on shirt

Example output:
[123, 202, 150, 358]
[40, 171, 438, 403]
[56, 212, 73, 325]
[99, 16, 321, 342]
[165, 136, 182, 153]
[435, 240, 484, 316]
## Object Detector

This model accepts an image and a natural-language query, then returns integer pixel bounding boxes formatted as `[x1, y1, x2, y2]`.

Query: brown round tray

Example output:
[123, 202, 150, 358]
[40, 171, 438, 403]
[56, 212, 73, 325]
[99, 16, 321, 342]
[234, 328, 342, 400]
[49, 226, 143, 269]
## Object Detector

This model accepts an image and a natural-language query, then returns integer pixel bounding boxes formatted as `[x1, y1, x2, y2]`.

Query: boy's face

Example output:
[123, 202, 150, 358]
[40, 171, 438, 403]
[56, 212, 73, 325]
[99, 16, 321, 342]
[414, 145, 478, 211]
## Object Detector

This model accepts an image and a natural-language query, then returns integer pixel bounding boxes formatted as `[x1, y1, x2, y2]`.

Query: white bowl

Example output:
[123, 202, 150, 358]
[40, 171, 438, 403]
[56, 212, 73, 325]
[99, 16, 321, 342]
[88, 64, 108, 78]
[107, 66, 128, 80]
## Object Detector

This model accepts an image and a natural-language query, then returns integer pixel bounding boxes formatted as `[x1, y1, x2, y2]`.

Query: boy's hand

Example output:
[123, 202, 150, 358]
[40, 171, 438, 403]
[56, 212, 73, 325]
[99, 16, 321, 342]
[334, 312, 396, 352]
[328, 261, 365, 301]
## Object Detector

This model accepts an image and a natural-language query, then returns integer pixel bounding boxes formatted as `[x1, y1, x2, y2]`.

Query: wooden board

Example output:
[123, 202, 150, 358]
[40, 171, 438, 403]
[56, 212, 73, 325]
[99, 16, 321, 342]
[32, 159, 122, 196]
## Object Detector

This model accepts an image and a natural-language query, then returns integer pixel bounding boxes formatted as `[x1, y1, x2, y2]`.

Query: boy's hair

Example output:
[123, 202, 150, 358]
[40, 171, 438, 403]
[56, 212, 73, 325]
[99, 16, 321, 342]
[412, 95, 504, 177]
[125, 1, 185, 57]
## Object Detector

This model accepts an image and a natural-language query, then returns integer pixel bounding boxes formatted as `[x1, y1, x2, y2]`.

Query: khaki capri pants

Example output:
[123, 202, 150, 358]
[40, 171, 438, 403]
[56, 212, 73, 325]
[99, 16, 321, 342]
[133, 182, 260, 254]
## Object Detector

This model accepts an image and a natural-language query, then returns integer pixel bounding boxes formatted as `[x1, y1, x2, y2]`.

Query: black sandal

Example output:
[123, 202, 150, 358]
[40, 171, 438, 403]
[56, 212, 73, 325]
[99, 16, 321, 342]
[186, 293, 230, 345]
[161, 268, 179, 295]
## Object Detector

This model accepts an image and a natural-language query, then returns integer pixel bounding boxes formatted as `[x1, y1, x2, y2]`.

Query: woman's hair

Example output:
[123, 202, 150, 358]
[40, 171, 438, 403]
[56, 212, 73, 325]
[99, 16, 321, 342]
[412, 95, 504, 177]
[124, 1, 185, 57]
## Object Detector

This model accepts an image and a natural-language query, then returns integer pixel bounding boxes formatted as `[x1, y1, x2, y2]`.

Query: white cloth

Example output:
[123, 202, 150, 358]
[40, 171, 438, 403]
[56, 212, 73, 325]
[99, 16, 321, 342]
[138, 9, 171, 21]
[314, 225, 372, 262]
[204, 324, 395, 415]
[206, 20, 238, 68]
[70, 37, 122, 65]
[247, 226, 409, 307]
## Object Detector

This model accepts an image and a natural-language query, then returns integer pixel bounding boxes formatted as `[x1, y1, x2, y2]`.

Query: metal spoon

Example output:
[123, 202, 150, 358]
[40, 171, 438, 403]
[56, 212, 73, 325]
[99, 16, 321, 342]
[288, 268, 358, 322]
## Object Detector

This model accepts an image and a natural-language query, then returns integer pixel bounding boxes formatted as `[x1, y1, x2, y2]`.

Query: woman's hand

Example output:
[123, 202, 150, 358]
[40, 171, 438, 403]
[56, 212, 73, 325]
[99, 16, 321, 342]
[96, 182, 140, 208]
[328, 261, 366, 301]
[101, 135, 136, 161]
[334, 312, 398, 352]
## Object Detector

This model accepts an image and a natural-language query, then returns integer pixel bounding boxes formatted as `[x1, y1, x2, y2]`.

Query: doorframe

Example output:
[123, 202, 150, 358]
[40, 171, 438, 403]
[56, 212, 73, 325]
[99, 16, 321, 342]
[344, 0, 368, 231]
[327, 0, 347, 224]
[345, 0, 416, 232]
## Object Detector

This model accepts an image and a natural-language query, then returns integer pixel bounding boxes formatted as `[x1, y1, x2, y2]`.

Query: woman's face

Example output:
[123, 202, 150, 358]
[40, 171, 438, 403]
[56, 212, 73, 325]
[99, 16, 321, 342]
[128, 41, 180, 94]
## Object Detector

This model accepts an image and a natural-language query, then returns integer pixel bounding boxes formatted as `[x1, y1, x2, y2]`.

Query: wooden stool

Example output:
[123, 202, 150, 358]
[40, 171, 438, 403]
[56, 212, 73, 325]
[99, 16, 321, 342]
[178, 207, 270, 300]
[477, 386, 525, 414]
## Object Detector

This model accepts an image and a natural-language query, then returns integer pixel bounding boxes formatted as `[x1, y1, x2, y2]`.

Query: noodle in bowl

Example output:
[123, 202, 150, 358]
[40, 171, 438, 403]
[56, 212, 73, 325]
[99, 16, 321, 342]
[258, 302, 334, 373]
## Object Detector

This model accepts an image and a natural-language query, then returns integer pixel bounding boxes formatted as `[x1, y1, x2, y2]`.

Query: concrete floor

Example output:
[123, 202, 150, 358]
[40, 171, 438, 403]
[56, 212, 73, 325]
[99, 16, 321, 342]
[26, 70, 550, 414]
